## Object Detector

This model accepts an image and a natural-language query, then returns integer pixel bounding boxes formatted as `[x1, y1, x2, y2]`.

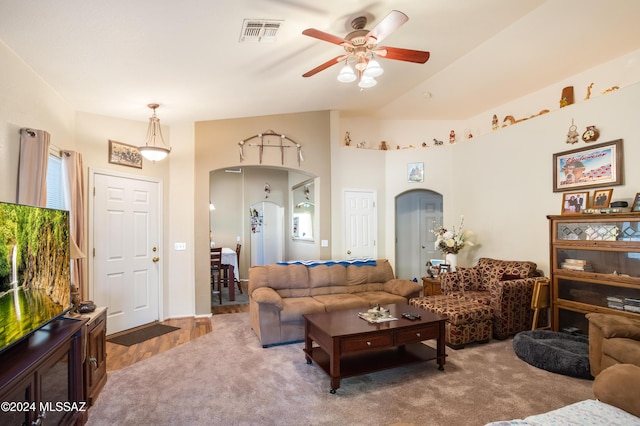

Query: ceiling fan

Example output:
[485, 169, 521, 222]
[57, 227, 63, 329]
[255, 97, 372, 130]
[301, 10, 430, 88]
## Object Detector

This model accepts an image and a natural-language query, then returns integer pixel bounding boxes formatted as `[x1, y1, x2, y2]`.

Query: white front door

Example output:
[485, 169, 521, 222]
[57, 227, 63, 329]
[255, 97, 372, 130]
[91, 171, 161, 334]
[344, 190, 377, 259]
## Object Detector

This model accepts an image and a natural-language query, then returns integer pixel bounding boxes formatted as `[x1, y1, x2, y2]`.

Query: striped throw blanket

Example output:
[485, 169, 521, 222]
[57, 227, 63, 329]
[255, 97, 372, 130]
[277, 258, 376, 267]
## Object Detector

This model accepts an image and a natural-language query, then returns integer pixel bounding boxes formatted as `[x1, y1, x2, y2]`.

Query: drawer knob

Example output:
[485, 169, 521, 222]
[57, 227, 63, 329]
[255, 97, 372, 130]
[416, 333, 421, 337]
[366, 341, 372, 346]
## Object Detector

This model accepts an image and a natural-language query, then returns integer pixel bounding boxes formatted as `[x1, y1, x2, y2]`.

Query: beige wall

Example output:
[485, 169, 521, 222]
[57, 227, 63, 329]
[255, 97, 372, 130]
[3, 34, 640, 321]
[193, 111, 332, 315]
[0, 40, 76, 202]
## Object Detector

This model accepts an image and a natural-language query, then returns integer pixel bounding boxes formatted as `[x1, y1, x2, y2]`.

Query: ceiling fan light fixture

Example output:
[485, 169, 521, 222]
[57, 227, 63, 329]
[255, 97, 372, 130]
[358, 75, 377, 89]
[363, 58, 383, 78]
[139, 103, 171, 162]
[337, 63, 357, 83]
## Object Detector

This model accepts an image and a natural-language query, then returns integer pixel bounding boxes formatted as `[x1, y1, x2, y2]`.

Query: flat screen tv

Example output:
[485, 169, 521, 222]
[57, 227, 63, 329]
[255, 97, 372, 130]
[0, 201, 72, 354]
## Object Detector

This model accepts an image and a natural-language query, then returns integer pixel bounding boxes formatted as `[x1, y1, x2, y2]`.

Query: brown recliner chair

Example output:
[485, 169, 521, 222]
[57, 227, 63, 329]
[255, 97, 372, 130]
[586, 312, 640, 376]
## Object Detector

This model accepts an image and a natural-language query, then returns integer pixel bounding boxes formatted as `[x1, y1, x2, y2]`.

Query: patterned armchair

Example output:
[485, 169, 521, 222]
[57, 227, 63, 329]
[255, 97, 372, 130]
[439, 257, 541, 339]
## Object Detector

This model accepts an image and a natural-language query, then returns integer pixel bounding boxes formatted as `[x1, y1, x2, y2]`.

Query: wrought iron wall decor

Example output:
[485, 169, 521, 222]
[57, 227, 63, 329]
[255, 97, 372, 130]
[238, 129, 303, 166]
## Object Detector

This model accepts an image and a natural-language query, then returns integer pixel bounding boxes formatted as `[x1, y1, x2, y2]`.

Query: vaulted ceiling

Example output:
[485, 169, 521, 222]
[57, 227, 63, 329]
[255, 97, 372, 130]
[1, 0, 639, 124]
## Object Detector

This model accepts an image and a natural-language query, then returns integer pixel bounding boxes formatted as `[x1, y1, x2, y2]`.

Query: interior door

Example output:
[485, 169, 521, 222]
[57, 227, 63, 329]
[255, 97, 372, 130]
[395, 190, 442, 280]
[91, 172, 161, 334]
[344, 190, 377, 259]
[249, 201, 284, 266]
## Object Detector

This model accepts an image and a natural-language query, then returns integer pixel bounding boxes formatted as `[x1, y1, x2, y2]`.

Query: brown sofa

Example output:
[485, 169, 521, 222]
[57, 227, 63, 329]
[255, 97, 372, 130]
[410, 258, 542, 348]
[586, 312, 640, 376]
[248, 259, 422, 347]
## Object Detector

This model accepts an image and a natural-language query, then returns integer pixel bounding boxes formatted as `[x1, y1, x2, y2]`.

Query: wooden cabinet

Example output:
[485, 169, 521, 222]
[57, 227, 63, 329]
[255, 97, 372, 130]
[82, 307, 107, 407]
[0, 317, 87, 426]
[548, 213, 640, 334]
[421, 276, 442, 296]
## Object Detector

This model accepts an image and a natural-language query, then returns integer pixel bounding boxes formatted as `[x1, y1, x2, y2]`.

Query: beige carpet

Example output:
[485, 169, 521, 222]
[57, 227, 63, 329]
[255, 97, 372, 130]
[86, 313, 593, 426]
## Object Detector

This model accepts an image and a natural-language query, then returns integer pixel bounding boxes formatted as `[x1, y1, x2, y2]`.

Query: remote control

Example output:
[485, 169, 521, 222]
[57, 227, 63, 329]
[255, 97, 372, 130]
[402, 313, 420, 320]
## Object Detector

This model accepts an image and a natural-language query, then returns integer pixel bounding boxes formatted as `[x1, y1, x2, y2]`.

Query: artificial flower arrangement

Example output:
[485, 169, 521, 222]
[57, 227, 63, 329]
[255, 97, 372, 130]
[431, 216, 473, 255]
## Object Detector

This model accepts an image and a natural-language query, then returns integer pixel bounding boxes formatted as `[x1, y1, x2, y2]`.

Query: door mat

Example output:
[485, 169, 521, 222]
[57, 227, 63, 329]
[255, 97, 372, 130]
[108, 324, 180, 347]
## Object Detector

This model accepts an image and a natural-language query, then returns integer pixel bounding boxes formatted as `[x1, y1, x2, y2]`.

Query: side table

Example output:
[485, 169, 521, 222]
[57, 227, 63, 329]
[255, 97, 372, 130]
[422, 276, 442, 296]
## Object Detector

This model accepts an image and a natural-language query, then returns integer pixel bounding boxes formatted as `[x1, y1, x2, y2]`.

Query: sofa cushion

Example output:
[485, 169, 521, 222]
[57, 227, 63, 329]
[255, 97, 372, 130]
[603, 338, 640, 366]
[459, 291, 491, 305]
[354, 291, 408, 307]
[411, 296, 494, 326]
[280, 297, 326, 322]
[249, 263, 310, 295]
[477, 258, 537, 289]
[593, 364, 640, 419]
[308, 264, 347, 289]
[312, 294, 369, 312]
[346, 259, 394, 285]
[587, 313, 640, 339]
[384, 279, 422, 297]
[456, 267, 482, 291]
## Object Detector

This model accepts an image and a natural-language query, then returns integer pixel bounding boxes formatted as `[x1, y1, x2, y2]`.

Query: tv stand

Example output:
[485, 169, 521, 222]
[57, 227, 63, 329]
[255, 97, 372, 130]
[0, 316, 87, 426]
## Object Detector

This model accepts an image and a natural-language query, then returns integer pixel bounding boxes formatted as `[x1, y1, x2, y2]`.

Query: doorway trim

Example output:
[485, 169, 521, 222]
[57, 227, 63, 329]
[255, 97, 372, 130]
[88, 167, 164, 324]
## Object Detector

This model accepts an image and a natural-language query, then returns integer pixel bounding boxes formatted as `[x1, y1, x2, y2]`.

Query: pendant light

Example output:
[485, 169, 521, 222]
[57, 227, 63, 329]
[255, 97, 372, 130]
[139, 103, 171, 162]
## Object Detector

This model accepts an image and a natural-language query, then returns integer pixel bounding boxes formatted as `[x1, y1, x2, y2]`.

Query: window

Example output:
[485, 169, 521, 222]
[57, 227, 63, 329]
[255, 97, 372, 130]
[46, 153, 65, 210]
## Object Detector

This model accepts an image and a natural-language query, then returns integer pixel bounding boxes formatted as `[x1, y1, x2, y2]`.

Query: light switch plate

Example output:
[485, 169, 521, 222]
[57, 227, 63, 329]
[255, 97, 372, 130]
[174, 242, 187, 251]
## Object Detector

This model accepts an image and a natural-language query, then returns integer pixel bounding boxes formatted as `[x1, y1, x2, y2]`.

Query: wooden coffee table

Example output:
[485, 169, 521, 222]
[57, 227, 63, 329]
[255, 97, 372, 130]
[303, 302, 446, 393]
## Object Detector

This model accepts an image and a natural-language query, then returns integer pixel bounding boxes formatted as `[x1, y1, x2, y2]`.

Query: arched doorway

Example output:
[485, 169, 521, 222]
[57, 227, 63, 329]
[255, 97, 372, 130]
[395, 189, 443, 280]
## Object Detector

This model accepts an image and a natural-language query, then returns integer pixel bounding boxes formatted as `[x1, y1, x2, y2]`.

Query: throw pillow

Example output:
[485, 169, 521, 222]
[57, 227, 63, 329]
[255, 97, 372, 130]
[500, 273, 521, 281]
[457, 267, 481, 291]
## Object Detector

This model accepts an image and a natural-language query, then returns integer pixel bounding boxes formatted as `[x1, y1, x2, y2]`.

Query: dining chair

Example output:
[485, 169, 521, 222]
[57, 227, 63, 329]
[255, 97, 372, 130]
[210, 247, 223, 304]
[222, 243, 243, 294]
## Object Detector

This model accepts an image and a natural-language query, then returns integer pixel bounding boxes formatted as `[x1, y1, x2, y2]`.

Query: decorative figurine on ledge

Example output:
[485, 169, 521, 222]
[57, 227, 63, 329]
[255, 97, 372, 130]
[560, 86, 574, 108]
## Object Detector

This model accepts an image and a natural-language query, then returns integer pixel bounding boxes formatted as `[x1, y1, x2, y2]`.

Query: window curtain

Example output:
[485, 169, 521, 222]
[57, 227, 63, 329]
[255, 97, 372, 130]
[62, 151, 88, 301]
[18, 128, 50, 207]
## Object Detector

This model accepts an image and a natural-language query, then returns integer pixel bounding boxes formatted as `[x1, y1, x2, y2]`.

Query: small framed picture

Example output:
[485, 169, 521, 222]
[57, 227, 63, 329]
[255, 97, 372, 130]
[109, 140, 143, 169]
[561, 191, 589, 214]
[632, 193, 640, 212]
[407, 162, 424, 183]
[590, 189, 613, 208]
[438, 264, 451, 274]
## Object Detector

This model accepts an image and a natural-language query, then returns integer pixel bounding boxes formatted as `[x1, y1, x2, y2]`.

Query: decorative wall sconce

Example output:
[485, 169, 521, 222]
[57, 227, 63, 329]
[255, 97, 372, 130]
[238, 129, 303, 166]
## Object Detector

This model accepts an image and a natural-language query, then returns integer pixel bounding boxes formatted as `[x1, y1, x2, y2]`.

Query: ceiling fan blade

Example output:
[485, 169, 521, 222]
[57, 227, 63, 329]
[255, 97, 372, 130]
[366, 10, 408, 43]
[302, 28, 349, 45]
[376, 47, 430, 64]
[302, 55, 347, 77]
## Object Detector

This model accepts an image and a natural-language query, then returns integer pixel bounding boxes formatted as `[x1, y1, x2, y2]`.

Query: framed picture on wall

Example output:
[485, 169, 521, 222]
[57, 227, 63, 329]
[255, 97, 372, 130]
[438, 264, 451, 274]
[590, 189, 613, 208]
[108, 140, 143, 168]
[632, 193, 640, 212]
[561, 191, 589, 214]
[553, 139, 623, 192]
[408, 162, 424, 183]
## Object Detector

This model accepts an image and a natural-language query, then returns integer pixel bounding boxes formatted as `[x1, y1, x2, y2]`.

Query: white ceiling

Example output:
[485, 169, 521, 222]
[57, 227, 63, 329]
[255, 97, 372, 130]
[1, 0, 639, 125]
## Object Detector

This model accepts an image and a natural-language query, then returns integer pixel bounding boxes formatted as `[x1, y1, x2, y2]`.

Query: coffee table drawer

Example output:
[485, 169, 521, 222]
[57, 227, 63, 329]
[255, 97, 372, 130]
[396, 324, 439, 344]
[341, 332, 393, 353]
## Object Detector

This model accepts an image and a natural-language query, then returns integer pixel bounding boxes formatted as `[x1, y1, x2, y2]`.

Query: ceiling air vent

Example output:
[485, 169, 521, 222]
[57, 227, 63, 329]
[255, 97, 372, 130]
[239, 19, 283, 43]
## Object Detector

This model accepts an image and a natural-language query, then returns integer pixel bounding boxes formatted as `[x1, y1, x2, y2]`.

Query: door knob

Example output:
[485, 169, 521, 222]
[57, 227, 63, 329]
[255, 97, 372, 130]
[347, 250, 351, 255]
[152, 257, 160, 262]
[421, 245, 425, 249]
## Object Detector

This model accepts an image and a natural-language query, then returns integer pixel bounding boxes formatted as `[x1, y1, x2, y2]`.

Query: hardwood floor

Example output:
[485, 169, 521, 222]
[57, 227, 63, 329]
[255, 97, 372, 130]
[106, 303, 249, 372]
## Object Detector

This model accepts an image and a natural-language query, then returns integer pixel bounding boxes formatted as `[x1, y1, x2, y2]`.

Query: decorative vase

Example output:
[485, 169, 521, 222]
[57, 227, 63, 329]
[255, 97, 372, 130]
[445, 253, 458, 272]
